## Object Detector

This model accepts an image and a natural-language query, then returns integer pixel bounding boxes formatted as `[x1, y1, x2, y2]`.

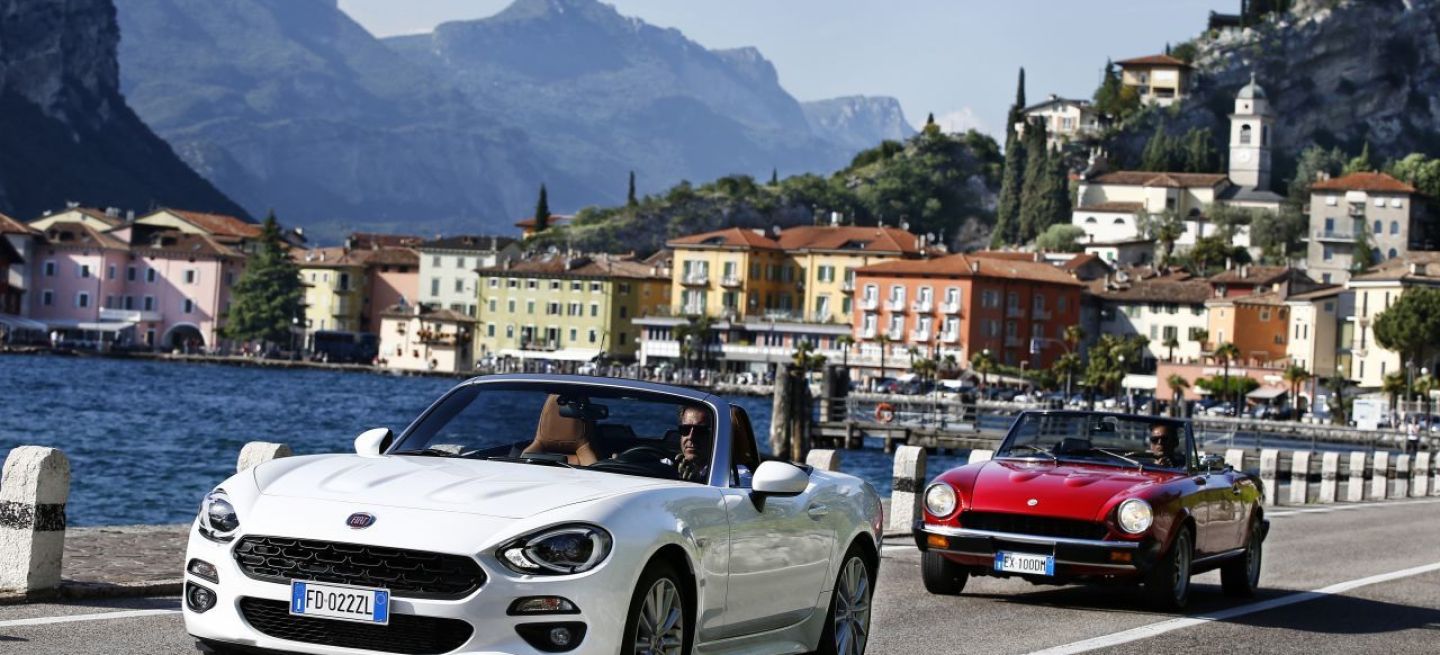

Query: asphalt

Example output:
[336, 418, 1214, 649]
[3, 498, 1439, 655]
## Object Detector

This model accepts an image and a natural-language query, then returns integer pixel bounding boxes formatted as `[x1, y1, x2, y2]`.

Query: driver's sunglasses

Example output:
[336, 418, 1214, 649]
[681, 424, 711, 437]
[1148, 435, 1169, 444]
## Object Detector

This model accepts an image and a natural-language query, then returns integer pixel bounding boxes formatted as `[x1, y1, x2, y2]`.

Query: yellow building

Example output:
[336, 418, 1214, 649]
[296, 247, 368, 334]
[476, 253, 669, 365]
[1346, 253, 1440, 389]
[666, 225, 923, 322]
[1117, 54, 1192, 107]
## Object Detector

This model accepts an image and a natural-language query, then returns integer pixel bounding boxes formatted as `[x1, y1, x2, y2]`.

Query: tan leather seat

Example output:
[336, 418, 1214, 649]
[522, 395, 599, 466]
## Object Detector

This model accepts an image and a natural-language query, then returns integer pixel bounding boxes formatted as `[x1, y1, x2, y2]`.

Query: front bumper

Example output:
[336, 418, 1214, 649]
[182, 526, 629, 655]
[913, 521, 1157, 578]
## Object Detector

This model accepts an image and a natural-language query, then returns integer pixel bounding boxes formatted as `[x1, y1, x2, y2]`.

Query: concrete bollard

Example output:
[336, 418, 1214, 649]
[888, 446, 927, 535]
[1224, 449, 1246, 472]
[1289, 451, 1311, 505]
[805, 449, 841, 472]
[237, 442, 293, 473]
[0, 446, 71, 597]
[1393, 454, 1410, 499]
[1370, 451, 1390, 500]
[1259, 449, 1280, 506]
[968, 449, 994, 464]
[1346, 452, 1367, 502]
[1319, 452, 1340, 503]
[1416, 451, 1433, 497]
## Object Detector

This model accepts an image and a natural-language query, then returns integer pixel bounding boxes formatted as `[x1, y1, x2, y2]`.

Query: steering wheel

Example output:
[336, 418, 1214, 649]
[614, 445, 674, 464]
[589, 445, 678, 480]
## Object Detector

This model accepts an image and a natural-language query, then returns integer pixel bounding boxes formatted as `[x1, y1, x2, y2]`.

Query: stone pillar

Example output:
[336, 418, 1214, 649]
[888, 446, 927, 535]
[237, 442, 293, 473]
[1224, 449, 1246, 472]
[1289, 451, 1312, 505]
[968, 449, 994, 464]
[0, 446, 71, 597]
[1370, 451, 1390, 500]
[1413, 452, 1431, 497]
[1319, 452, 1340, 503]
[1393, 454, 1410, 499]
[1259, 449, 1280, 506]
[1346, 452, 1367, 502]
[805, 449, 841, 472]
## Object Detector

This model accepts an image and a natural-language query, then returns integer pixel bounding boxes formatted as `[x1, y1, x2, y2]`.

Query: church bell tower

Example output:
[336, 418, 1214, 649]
[1229, 72, 1273, 190]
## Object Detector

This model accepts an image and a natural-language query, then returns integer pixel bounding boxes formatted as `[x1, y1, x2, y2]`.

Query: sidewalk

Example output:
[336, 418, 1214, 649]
[52, 524, 187, 601]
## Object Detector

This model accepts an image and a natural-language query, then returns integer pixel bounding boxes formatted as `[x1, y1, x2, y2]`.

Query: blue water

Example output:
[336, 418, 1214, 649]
[0, 355, 969, 526]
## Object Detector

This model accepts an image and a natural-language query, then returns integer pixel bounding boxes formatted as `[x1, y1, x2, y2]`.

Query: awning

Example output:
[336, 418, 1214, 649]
[499, 348, 602, 363]
[1122, 374, 1157, 391]
[0, 314, 47, 332]
[1247, 386, 1288, 400]
[45, 320, 137, 332]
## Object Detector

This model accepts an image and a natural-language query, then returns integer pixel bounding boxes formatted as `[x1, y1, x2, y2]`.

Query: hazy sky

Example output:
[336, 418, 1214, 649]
[338, 0, 1232, 136]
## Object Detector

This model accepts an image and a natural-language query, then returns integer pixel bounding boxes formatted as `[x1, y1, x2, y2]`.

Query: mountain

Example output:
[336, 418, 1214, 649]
[0, 0, 244, 222]
[115, 0, 899, 240]
[802, 96, 916, 153]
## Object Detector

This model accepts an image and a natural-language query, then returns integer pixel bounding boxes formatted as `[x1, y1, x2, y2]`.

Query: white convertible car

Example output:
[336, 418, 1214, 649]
[184, 374, 883, 655]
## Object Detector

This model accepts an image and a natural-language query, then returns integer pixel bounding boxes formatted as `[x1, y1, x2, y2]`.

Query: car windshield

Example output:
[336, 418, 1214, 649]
[392, 382, 716, 483]
[996, 413, 1191, 470]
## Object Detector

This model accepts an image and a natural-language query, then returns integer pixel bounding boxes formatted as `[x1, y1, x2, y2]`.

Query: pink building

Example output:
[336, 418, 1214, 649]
[362, 247, 419, 334]
[29, 222, 130, 345]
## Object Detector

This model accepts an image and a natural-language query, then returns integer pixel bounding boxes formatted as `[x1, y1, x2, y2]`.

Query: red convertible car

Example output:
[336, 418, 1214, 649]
[914, 411, 1267, 609]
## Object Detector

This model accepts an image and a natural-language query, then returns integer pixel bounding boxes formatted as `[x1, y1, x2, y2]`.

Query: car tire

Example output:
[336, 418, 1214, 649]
[193, 640, 245, 655]
[921, 551, 968, 596]
[623, 560, 692, 655]
[817, 547, 875, 655]
[1221, 519, 1263, 597]
[1144, 527, 1192, 610]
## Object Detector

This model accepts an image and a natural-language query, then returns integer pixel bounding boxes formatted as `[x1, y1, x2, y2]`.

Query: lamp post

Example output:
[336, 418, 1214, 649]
[981, 348, 991, 391]
[1118, 354, 1128, 413]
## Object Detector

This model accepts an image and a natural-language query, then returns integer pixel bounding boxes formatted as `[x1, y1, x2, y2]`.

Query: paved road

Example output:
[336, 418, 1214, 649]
[4, 498, 1439, 654]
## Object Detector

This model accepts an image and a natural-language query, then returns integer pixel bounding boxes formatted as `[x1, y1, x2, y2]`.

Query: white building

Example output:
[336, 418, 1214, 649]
[1344, 253, 1440, 389]
[1019, 95, 1104, 149]
[416, 236, 520, 317]
[1083, 267, 1213, 368]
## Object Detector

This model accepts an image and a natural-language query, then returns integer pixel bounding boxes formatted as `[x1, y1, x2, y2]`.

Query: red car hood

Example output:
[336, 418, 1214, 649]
[963, 459, 1181, 522]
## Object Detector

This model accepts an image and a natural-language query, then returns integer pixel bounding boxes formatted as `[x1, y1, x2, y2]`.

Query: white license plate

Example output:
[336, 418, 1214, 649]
[994, 551, 1055, 576]
[290, 581, 390, 625]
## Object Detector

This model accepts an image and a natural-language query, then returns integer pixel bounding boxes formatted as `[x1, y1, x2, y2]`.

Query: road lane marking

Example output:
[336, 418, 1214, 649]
[0, 607, 180, 629]
[1023, 560, 1440, 655]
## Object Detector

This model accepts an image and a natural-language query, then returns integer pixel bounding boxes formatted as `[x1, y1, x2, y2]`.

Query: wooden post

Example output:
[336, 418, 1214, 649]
[789, 365, 811, 464]
[769, 366, 792, 459]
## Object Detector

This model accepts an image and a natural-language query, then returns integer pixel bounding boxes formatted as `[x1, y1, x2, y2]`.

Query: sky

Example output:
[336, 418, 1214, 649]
[337, 0, 1233, 137]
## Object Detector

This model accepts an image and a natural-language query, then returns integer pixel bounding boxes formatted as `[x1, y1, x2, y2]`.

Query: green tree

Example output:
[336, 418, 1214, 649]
[770, 168, 779, 186]
[627, 171, 638, 207]
[1374, 287, 1440, 378]
[1381, 371, 1406, 414]
[223, 213, 303, 347]
[1138, 210, 1186, 266]
[1017, 120, 1052, 241]
[1283, 364, 1312, 421]
[1162, 335, 1180, 362]
[993, 69, 1029, 248]
[1352, 229, 1377, 272]
[1183, 235, 1251, 276]
[1083, 334, 1148, 400]
[1093, 60, 1140, 120]
[1288, 145, 1347, 205]
[1251, 204, 1307, 263]
[971, 348, 998, 388]
[1181, 127, 1217, 173]
[1343, 142, 1373, 175]
[1387, 153, 1440, 198]
[533, 184, 551, 233]
[1034, 224, 1086, 252]
[1212, 341, 1242, 411]
[835, 334, 855, 369]
[1140, 120, 1174, 172]
[1053, 352, 1082, 398]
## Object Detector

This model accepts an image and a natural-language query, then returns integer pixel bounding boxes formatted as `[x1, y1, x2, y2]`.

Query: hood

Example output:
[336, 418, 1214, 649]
[252, 454, 672, 519]
[961, 459, 1179, 522]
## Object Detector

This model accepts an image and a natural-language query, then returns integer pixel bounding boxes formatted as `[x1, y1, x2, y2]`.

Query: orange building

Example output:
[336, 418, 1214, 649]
[851, 253, 1085, 374]
[1205, 292, 1290, 366]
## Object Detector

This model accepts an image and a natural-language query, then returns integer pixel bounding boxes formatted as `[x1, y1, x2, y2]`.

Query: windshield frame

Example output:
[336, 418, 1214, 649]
[995, 410, 1196, 472]
[389, 374, 734, 487]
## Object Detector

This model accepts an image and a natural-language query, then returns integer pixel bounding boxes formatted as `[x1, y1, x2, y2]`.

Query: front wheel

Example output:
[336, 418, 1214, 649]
[1144, 527, 1193, 610]
[623, 562, 690, 655]
[1221, 520, 1263, 597]
[921, 551, 969, 595]
[818, 550, 874, 655]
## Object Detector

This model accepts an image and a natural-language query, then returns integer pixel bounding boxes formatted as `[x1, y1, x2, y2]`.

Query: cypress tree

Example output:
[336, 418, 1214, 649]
[1018, 120, 1051, 242]
[1014, 68, 1026, 116]
[1182, 127, 1216, 173]
[534, 184, 551, 232]
[992, 67, 1028, 248]
[1140, 120, 1173, 171]
[1043, 148, 1073, 235]
[223, 212, 303, 346]
[770, 168, 779, 185]
[627, 171, 637, 206]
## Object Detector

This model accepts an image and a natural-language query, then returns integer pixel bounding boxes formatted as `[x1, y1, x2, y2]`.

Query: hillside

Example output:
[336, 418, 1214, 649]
[0, 0, 244, 222]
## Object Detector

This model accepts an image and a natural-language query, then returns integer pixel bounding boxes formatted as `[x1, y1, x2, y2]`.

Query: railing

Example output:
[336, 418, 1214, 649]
[912, 299, 933, 313]
[1006, 306, 1025, 318]
[886, 299, 906, 312]
[1033, 308, 1052, 320]
[840, 280, 855, 293]
[681, 273, 709, 286]
[911, 329, 931, 341]
[860, 296, 879, 310]
[887, 328, 904, 340]
[98, 308, 162, 322]
[940, 330, 960, 344]
[720, 275, 742, 288]
[1313, 229, 1355, 241]
[681, 303, 706, 316]
[941, 302, 962, 315]
[519, 339, 559, 351]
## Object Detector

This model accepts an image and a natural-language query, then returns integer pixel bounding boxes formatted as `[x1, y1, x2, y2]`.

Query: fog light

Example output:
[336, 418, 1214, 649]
[926, 534, 948, 549]
[187, 558, 219, 583]
[1110, 551, 1133, 563]
[186, 582, 216, 613]
[548, 627, 573, 647]
[515, 622, 587, 652]
[508, 596, 579, 615]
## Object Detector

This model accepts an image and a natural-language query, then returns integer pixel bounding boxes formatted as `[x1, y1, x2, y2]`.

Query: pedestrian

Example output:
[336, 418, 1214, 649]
[1407, 419, 1420, 456]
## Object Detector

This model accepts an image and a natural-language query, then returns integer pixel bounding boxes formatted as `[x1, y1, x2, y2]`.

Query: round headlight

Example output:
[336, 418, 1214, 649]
[1116, 498, 1153, 534]
[501, 525, 612, 575]
[200, 490, 239, 539]
[924, 483, 958, 517]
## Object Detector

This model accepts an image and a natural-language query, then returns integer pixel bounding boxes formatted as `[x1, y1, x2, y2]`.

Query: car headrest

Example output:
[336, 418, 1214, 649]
[529, 394, 591, 455]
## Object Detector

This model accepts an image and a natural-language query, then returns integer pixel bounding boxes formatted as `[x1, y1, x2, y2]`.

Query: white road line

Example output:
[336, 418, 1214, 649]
[1023, 560, 1440, 655]
[0, 608, 180, 629]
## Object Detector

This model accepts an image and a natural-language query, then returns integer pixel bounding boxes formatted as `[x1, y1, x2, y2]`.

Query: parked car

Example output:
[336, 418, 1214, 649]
[1203, 402, 1235, 417]
[914, 410, 1267, 609]
[185, 374, 883, 655]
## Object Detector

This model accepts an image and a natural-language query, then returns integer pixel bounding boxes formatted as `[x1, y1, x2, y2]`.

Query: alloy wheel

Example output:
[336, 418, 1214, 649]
[1172, 534, 1191, 603]
[1246, 531, 1262, 586]
[833, 556, 872, 655]
[634, 577, 684, 655]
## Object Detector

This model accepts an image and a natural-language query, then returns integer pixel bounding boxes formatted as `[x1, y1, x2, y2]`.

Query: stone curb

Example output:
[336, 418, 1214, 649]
[0, 579, 183, 606]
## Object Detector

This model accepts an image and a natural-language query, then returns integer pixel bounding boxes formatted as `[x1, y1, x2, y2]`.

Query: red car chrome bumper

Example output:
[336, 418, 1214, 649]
[914, 522, 1158, 577]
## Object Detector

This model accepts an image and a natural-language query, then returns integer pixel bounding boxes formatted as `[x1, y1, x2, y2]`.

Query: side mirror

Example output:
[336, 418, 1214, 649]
[1199, 453, 1225, 471]
[355, 428, 393, 458]
[752, 461, 809, 496]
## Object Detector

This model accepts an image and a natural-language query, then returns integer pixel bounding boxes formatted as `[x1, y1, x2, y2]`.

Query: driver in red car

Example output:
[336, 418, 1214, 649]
[1148, 423, 1182, 467]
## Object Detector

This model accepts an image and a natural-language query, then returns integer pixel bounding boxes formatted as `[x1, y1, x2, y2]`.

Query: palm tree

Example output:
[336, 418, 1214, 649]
[1325, 371, 1349, 425]
[836, 334, 855, 369]
[1063, 325, 1085, 351]
[971, 349, 998, 390]
[1053, 352, 1081, 399]
[1166, 374, 1190, 417]
[1382, 371, 1406, 417]
[674, 315, 714, 378]
[876, 334, 893, 388]
[1213, 342, 1241, 413]
[1193, 328, 1210, 352]
[1282, 364, 1312, 421]
[1162, 336, 1180, 362]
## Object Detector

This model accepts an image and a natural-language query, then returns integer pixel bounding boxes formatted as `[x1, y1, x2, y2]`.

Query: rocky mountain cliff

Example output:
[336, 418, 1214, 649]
[802, 96, 916, 153]
[0, 0, 244, 221]
[116, 0, 898, 239]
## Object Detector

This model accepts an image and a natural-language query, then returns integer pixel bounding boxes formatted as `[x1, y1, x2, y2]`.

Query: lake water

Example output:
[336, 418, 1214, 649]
[0, 354, 971, 526]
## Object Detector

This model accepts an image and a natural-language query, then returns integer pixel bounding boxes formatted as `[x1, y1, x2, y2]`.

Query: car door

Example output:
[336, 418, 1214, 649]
[717, 407, 833, 638]
[1190, 429, 1227, 556]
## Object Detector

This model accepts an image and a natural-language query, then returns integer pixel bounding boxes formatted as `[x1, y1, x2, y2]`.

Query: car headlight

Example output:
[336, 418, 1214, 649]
[500, 525, 612, 575]
[1116, 498, 1153, 534]
[199, 489, 240, 541]
[924, 483, 958, 518]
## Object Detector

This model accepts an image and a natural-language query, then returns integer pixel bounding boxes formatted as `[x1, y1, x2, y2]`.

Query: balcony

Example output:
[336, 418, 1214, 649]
[99, 308, 163, 323]
[860, 296, 879, 311]
[1006, 306, 1025, 318]
[911, 328, 931, 342]
[1348, 205, 1366, 218]
[520, 339, 559, 352]
[681, 303, 706, 316]
[861, 325, 877, 339]
[810, 311, 832, 323]
[940, 330, 960, 344]
[720, 275, 742, 288]
[941, 301, 962, 315]
[1033, 308, 1052, 320]
[912, 299, 933, 313]
[840, 280, 855, 293]
[681, 273, 709, 286]
[1004, 336, 1022, 348]
[886, 327, 904, 341]
[885, 299, 906, 312]
[1313, 229, 1355, 242]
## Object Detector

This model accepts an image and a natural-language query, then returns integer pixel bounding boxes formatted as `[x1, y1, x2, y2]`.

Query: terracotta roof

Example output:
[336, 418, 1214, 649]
[775, 225, 922, 254]
[379, 304, 476, 323]
[479, 254, 669, 280]
[1091, 171, 1228, 188]
[419, 235, 516, 252]
[132, 230, 241, 258]
[1075, 201, 1145, 213]
[0, 212, 34, 235]
[668, 227, 781, 250]
[514, 215, 573, 228]
[295, 247, 371, 268]
[970, 251, 1043, 262]
[1208, 265, 1293, 285]
[1310, 172, 1418, 194]
[1228, 291, 1286, 307]
[1116, 54, 1191, 68]
[855, 254, 1083, 286]
[1086, 270, 1211, 304]
[162, 209, 263, 239]
[38, 221, 127, 250]
[349, 233, 422, 248]
[1349, 251, 1440, 283]
[1061, 253, 1102, 271]
[1285, 285, 1345, 301]
[363, 247, 420, 267]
